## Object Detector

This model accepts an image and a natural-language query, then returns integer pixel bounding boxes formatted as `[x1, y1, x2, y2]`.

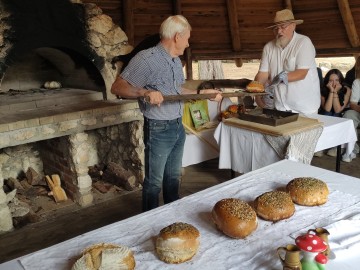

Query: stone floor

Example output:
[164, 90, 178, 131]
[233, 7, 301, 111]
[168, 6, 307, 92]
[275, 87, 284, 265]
[0, 154, 359, 264]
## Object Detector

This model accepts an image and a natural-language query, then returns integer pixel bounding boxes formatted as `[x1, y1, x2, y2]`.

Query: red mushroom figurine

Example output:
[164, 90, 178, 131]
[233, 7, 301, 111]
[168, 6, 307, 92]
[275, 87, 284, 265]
[315, 253, 328, 264]
[295, 234, 328, 270]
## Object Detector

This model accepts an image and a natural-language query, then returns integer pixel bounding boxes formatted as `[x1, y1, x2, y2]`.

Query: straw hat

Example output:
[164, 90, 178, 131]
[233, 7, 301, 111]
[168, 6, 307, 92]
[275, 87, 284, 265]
[266, 9, 303, 28]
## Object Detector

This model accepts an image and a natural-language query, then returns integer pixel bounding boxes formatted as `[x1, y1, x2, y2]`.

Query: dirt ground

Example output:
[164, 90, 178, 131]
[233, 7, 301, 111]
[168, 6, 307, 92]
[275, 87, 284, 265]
[192, 57, 356, 80]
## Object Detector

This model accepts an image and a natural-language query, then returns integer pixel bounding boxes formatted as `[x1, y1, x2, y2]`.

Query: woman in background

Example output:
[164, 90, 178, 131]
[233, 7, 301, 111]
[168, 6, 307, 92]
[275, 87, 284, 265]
[319, 69, 351, 117]
[317, 69, 351, 157]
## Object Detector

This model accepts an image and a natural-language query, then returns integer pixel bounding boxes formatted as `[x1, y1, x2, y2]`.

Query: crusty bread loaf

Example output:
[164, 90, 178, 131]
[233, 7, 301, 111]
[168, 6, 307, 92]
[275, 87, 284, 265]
[71, 243, 135, 270]
[254, 191, 295, 221]
[156, 222, 200, 264]
[211, 198, 257, 239]
[246, 81, 265, 93]
[286, 177, 329, 206]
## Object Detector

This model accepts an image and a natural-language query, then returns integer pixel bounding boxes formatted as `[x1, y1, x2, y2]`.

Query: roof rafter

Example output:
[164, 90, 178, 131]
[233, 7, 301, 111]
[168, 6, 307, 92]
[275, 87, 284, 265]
[337, 0, 360, 47]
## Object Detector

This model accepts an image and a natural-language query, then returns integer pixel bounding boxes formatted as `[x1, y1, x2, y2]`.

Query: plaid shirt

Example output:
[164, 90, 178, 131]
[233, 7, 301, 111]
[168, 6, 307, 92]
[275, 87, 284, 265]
[120, 43, 185, 120]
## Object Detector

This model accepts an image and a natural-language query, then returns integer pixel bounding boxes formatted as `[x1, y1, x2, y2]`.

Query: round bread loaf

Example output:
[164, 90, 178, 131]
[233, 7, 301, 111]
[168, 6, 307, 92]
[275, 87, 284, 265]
[246, 80, 265, 93]
[286, 177, 329, 206]
[71, 243, 135, 270]
[211, 198, 257, 239]
[254, 191, 295, 221]
[156, 222, 200, 264]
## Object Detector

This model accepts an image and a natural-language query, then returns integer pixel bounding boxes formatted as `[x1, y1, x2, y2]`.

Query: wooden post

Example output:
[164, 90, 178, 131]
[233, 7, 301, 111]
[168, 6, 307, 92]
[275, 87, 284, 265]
[226, 0, 243, 67]
[172, 0, 182, 14]
[185, 47, 193, 79]
[123, 0, 134, 46]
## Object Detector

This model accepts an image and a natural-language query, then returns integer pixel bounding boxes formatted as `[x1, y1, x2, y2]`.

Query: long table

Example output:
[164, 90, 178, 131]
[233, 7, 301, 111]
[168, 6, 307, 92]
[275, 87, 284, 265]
[214, 114, 357, 174]
[1, 160, 360, 270]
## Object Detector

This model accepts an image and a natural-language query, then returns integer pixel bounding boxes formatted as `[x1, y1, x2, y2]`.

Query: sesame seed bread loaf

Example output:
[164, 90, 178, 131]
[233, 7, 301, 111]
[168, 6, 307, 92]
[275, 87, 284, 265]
[254, 191, 295, 221]
[246, 80, 265, 93]
[71, 243, 135, 270]
[211, 198, 258, 239]
[156, 222, 200, 264]
[286, 177, 329, 206]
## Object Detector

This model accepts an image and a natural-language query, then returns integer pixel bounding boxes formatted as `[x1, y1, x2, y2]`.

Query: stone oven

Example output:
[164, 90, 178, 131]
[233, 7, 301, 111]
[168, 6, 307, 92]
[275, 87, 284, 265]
[0, 0, 145, 233]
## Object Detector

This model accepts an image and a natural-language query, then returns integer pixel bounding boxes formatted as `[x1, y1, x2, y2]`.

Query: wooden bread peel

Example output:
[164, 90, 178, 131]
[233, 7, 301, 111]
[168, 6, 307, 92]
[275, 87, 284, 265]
[140, 91, 268, 103]
[45, 174, 68, 203]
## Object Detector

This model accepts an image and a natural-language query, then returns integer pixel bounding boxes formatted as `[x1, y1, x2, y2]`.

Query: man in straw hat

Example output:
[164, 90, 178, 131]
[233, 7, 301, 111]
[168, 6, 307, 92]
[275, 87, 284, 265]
[254, 9, 320, 114]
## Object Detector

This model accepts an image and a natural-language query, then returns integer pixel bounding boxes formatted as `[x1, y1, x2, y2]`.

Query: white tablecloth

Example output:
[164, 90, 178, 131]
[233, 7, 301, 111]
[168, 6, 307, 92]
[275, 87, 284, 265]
[182, 98, 234, 167]
[214, 113, 358, 173]
[182, 128, 219, 167]
[1, 160, 360, 270]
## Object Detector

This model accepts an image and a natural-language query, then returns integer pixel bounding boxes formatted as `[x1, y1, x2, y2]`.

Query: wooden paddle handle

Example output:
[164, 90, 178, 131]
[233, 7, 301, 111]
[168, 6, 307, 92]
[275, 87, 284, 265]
[140, 92, 268, 103]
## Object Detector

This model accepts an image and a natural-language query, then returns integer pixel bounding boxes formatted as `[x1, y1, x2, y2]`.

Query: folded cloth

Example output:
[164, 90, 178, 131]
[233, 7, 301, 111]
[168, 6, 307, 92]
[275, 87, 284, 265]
[265, 126, 323, 164]
[325, 213, 360, 250]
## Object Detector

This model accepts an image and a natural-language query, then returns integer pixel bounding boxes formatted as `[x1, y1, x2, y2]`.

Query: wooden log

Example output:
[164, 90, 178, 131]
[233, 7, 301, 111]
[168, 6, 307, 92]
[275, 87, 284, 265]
[102, 162, 136, 191]
[93, 181, 114, 194]
[45, 175, 68, 203]
[5, 177, 25, 193]
[24, 186, 49, 197]
[26, 167, 43, 185]
[88, 164, 104, 180]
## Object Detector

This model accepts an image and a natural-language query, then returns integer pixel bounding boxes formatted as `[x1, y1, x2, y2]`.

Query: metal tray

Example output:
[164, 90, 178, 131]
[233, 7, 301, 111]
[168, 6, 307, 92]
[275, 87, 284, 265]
[238, 108, 299, 126]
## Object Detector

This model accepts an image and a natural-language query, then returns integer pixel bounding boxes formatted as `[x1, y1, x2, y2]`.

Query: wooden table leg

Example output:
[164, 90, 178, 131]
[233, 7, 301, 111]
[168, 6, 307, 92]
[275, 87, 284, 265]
[336, 145, 341, 172]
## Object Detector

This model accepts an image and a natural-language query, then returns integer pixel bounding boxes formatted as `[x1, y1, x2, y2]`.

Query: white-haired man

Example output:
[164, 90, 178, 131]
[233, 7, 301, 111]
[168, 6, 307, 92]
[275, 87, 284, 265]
[111, 15, 221, 211]
[255, 9, 320, 115]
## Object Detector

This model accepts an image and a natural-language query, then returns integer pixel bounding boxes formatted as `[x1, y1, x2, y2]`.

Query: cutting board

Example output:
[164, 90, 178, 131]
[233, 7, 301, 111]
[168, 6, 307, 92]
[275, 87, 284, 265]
[223, 116, 323, 136]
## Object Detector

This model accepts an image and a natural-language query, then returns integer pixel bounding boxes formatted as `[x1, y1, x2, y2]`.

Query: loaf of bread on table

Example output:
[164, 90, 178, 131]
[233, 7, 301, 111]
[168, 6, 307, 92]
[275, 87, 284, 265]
[286, 177, 329, 206]
[71, 243, 135, 270]
[212, 198, 257, 239]
[246, 80, 265, 93]
[156, 222, 200, 264]
[254, 191, 295, 221]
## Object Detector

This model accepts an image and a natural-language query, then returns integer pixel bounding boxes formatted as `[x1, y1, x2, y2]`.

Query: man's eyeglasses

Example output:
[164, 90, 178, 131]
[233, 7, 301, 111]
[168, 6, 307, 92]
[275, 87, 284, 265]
[273, 23, 291, 33]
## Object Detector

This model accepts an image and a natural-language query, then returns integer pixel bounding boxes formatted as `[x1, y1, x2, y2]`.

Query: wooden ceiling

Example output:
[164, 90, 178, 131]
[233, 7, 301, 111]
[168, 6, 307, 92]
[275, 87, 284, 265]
[83, 0, 360, 61]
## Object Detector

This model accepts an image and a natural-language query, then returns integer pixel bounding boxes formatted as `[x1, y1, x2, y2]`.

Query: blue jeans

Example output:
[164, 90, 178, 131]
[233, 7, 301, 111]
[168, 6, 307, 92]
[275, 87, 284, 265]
[142, 117, 185, 211]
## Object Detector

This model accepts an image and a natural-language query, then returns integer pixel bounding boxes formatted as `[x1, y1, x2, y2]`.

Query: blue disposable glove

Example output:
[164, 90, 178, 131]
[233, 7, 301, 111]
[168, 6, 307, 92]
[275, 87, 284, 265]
[272, 71, 288, 86]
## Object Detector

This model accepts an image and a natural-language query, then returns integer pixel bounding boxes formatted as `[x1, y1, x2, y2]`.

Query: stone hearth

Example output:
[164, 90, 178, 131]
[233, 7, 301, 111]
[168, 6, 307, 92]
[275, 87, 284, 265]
[0, 0, 144, 233]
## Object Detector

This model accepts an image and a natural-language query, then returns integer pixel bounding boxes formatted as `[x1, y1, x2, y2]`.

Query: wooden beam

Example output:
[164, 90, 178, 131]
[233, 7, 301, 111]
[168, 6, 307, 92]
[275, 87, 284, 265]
[192, 47, 360, 60]
[284, 0, 292, 10]
[123, 0, 134, 45]
[226, 0, 243, 67]
[337, 0, 360, 47]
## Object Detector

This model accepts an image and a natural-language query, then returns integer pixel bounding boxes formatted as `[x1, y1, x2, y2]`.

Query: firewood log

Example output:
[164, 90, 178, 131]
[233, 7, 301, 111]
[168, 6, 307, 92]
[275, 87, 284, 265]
[102, 162, 136, 191]
[26, 167, 42, 185]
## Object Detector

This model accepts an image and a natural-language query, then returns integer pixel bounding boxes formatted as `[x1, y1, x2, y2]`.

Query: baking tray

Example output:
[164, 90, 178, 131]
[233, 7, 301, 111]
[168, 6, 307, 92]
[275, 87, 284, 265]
[238, 108, 299, 126]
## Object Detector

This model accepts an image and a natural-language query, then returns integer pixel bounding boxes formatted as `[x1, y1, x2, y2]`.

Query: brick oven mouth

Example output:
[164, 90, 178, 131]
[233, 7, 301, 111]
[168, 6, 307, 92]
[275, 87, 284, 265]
[0, 0, 107, 98]
[0, 46, 107, 112]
